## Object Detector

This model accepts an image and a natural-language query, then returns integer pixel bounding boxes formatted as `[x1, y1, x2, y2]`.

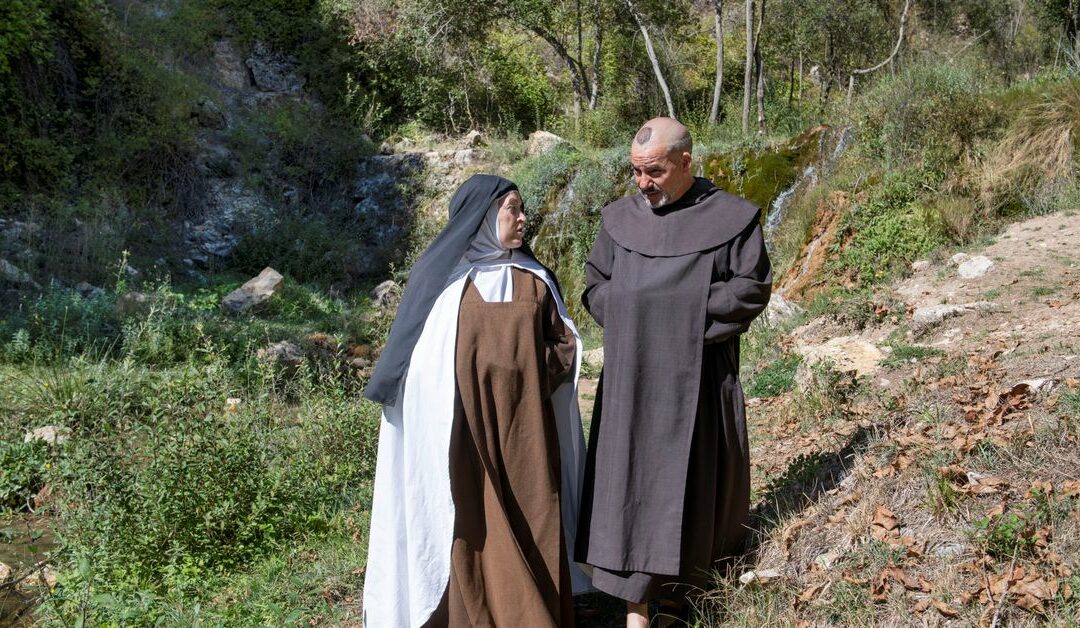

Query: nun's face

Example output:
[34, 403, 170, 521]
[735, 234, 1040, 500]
[497, 192, 525, 249]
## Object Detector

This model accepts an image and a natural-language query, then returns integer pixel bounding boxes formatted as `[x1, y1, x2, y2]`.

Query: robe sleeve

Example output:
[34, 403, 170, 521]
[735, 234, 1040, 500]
[705, 219, 773, 344]
[582, 225, 614, 328]
[541, 289, 576, 398]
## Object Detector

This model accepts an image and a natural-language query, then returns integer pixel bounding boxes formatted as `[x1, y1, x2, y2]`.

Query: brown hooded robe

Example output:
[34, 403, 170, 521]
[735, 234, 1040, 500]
[575, 177, 772, 603]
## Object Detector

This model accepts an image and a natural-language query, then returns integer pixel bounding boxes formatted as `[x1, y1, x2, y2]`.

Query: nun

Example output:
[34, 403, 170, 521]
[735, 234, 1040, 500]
[362, 174, 590, 627]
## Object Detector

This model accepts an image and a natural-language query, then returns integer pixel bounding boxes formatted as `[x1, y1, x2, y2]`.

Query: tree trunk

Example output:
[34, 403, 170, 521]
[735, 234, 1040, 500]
[589, 0, 603, 109]
[797, 50, 803, 104]
[848, 0, 911, 102]
[742, 0, 754, 133]
[624, 0, 675, 118]
[753, 0, 765, 133]
[709, 0, 724, 125]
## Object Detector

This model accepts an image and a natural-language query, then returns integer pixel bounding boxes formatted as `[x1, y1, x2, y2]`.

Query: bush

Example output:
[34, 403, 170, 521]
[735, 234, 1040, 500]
[0, 438, 48, 511]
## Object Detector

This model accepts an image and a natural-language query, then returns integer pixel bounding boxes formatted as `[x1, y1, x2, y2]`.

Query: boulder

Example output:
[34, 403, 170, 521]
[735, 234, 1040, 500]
[461, 130, 484, 148]
[912, 304, 967, 330]
[583, 347, 605, 371]
[246, 41, 305, 93]
[0, 562, 10, 582]
[949, 252, 971, 266]
[221, 267, 284, 313]
[17, 566, 58, 592]
[191, 98, 227, 129]
[371, 280, 402, 309]
[911, 260, 931, 272]
[766, 294, 805, 323]
[795, 336, 883, 391]
[957, 255, 994, 279]
[24, 425, 71, 446]
[526, 131, 569, 156]
[256, 340, 304, 367]
[0, 258, 39, 289]
[212, 39, 249, 89]
[75, 281, 105, 299]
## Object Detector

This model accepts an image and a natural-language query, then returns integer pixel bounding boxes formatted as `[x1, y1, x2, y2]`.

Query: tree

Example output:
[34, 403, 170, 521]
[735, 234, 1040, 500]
[755, 0, 766, 132]
[742, 0, 753, 133]
[709, 0, 724, 124]
[624, 0, 676, 117]
[846, 0, 910, 103]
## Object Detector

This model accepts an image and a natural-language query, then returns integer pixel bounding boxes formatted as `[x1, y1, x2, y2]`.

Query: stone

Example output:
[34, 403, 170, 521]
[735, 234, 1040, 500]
[246, 41, 305, 93]
[738, 569, 781, 586]
[123, 264, 140, 278]
[24, 425, 71, 446]
[0, 562, 10, 582]
[933, 542, 967, 558]
[957, 255, 994, 279]
[583, 347, 605, 371]
[461, 130, 484, 148]
[75, 281, 105, 299]
[912, 304, 967, 329]
[813, 549, 842, 570]
[0, 258, 39, 288]
[191, 98, 227, 129]
[949, 252, 971, 266]
[1018, 378, 1056, 395]
[221, 267, 284, 313]
[225, 398, 242, 413]
[796, 336, 884, 378]
[115, 291, 152, 316]
[766, 294, 805, 323]
[256, 340, 304, 367]
[17, 566, 58, 592]
[911, 260, 931, 272]
[212, 39, 249, 89]
[371, 280, 402, 309]
[526, 130, 569, 156]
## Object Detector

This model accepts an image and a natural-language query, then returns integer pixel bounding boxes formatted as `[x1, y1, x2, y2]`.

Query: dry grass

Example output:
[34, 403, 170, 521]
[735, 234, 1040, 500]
[979, 80, 1080, 215]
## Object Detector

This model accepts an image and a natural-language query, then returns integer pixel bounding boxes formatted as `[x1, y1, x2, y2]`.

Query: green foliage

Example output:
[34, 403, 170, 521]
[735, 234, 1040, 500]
[835, 171, 949, 284]
[881, 344, 945, 368]
[0, 438, 48, 511]
[747, 354, 801, 398]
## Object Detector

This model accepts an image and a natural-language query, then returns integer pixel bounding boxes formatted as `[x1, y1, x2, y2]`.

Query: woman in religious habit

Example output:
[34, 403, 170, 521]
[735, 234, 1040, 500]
[361, 174, 590, 627]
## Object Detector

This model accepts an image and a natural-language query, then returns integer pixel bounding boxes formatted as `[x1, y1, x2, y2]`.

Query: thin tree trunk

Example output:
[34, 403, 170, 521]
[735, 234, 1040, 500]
[787, 57, 794, 107]
[709, 0, 724, 125]
[797, 50, 803, 104]
[589, 0, 603, 109]
[742, 0, 754, 133]
[625, 0, 675, 117]
[847, 0, 911, 104]
[753, 0, 765, 132]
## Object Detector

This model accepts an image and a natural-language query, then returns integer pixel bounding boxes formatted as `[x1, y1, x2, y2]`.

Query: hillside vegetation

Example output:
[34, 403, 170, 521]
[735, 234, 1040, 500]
[1, 0, 1079, 625]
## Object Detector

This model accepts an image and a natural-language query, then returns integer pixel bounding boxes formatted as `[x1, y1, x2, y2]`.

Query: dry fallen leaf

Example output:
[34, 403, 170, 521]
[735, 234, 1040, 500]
[932, 600, 960, 618]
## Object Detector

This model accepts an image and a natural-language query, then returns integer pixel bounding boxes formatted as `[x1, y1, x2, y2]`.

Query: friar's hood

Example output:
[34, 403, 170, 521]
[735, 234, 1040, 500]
[602, 177, 760, 257]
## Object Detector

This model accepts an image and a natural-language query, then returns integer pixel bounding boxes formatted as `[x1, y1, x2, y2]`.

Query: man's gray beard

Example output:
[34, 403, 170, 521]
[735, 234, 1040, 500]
[639, 190, 670, 208]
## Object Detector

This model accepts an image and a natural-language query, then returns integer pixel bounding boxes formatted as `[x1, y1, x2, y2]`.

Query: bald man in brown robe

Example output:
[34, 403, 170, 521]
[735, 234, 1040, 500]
[576, 118, 772, 627]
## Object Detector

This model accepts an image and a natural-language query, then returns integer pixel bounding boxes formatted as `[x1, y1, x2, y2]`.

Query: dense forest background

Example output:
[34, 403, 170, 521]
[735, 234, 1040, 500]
[1, 0, 1079, 625]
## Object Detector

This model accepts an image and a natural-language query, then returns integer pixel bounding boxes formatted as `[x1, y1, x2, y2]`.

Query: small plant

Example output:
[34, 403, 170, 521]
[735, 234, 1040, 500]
[971, 511, 1038, 559]
[0, 438, 49, 512]
[747, 354, 801, 398]
[882, 344, 945, 368]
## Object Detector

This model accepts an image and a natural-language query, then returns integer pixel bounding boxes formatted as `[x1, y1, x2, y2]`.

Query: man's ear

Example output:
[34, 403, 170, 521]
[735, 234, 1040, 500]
[681, 151, 693, 171]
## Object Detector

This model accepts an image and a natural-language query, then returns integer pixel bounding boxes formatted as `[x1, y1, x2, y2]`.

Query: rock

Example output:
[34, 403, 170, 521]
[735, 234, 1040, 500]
[115, 291, 152, 316]
[31, 483, 52, 510]
[17, 566, 58, 592]
[123, 264, 140, 278]
[583, 347, 605, 371]
[0, 562, 10, 582]
[246, 40, 305, 93]
[766, 294, 805, 323]
[0, 258, 39, 289]
[371, 280, 402, 308]
[23, 425, 70, 446]
[221, 267, 284, 313]
[912, 301, 996, 331]
[949, 252, 971, 266]
[75, 281, 105, 299]
[256, 340, 304, 367]
[526, 130, 569, 156]
[796, 336, 884, 379]
[224, 398, 242, 413]
[813, 549, 842, 570]
[191, 98, 227, 129]
[212, 39, 249, 89]
[911, 260, 931, 272]
[957, 255, 994, 279]
[461, 130, 484, 148]
[198, 144, 239, 178]
[933, 542, 967, 558]
[738, 569, 781, 586]
[912, 304, 967, 329]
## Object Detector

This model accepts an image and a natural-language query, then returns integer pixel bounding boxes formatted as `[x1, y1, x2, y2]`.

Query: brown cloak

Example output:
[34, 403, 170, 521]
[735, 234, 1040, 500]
[575, 177, 772, 601]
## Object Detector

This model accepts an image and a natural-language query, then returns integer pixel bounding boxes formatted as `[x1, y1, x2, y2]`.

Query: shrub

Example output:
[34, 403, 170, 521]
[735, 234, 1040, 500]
[0, 438, 48, 511]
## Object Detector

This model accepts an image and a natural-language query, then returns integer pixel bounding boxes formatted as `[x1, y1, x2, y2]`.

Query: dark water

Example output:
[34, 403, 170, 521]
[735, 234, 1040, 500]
[0, 516, 56, 626]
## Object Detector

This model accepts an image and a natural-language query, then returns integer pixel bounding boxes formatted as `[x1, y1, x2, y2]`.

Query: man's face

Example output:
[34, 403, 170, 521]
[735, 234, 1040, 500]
[630, 143, 692, 208]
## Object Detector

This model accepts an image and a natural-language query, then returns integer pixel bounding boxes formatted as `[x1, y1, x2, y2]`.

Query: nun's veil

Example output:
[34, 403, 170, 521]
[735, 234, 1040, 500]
[363, 174, 559, 406]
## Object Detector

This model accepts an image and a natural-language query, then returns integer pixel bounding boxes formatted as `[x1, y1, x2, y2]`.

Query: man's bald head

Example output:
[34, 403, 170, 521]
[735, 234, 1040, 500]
[634, 117, 693, 156]
[630, 117, 695, 208]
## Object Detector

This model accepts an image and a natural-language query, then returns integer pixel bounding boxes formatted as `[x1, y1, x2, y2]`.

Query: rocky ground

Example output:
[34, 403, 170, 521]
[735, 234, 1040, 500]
[576, 210, 1080, 626]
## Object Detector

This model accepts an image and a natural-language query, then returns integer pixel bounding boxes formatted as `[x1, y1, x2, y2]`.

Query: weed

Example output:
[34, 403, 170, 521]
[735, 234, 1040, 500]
[747, 354, 801, 398]
[882, 344, 945, 368]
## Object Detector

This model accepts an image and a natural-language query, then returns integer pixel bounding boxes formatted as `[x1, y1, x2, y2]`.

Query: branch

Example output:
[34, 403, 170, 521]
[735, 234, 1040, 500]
[852, 0, 911, 76]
